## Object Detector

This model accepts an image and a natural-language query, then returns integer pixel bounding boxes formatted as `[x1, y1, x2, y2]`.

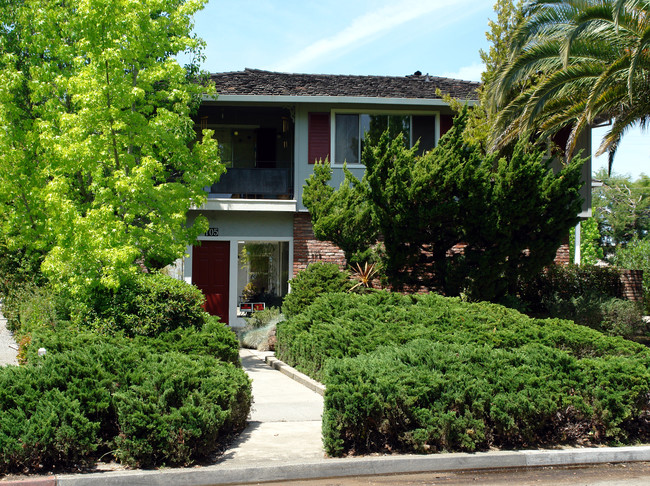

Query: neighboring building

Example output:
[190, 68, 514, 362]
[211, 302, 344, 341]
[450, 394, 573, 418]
[180, 69, 591, 326]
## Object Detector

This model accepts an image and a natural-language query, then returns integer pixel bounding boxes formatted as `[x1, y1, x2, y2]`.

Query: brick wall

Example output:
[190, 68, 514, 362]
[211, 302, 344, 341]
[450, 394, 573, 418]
[619, 269, 644, 302]
[293, 213, 346, 276]
[554, 234, 571, 265]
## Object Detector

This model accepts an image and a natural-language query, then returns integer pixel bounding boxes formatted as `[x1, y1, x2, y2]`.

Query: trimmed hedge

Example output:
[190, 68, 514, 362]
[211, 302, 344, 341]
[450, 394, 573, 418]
[20, 318, 240, 367]
[0, 322, 250, 473]
[276, 291, 646, 382]
[275, 291, 650, 456]
[323, 340, 650, 456]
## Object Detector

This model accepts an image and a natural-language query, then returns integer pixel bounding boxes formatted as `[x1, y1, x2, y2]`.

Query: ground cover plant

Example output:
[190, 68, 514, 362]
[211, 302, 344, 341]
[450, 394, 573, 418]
[275, 290, 650, 456]
[0, 334, 250, 472]
[0, 273, 251, 473]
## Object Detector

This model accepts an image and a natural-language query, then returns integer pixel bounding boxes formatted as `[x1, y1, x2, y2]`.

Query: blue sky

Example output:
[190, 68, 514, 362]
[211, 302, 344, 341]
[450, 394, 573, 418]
[190, 0, 647, 180]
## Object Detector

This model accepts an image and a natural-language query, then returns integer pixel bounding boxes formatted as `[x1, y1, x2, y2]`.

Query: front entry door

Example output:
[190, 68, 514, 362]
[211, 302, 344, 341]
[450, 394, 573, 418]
[192, 241, 230, 324]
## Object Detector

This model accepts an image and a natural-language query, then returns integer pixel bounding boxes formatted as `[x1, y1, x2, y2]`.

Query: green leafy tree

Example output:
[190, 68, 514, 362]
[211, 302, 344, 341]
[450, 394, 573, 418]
[0, 0, 222, 298]
[302, 161, 378, 264]
[487, 0, 650, 171]
[592, 169, 650, 253]
[304, 109, 585, 302]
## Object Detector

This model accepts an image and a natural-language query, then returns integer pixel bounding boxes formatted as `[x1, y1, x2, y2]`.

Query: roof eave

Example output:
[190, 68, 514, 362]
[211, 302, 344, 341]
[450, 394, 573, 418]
[203, 94, 479, 106]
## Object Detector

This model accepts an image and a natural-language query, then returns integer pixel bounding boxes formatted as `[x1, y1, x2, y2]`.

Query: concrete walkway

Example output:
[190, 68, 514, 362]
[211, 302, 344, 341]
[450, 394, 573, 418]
[0, 304, 18, 367]
[216, 348, 325, 466]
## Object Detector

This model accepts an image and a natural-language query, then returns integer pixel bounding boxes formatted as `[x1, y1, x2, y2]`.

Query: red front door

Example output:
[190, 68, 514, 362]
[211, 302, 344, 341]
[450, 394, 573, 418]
[192, 241, 230, 324]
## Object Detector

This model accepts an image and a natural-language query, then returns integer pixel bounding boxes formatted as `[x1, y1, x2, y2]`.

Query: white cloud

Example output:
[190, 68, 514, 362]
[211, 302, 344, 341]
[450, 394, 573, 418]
[271, 0, 473, 72]
[443, 62, 485, 82]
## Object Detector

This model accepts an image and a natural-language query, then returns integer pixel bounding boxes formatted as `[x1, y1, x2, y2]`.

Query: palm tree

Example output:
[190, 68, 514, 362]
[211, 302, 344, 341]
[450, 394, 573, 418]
[487, 0, 650, 172]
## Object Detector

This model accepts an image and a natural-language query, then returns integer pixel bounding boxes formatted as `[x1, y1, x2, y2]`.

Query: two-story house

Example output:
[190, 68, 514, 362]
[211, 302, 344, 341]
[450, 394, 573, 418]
[180, 69, 592, 326]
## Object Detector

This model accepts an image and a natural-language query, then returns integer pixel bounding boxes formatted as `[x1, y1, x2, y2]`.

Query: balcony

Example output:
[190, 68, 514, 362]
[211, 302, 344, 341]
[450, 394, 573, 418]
[207, 166, 293, 200]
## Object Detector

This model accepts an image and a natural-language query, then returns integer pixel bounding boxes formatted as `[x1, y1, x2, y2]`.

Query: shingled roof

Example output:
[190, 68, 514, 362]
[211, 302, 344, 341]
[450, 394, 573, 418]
[210, 69, 480, 101]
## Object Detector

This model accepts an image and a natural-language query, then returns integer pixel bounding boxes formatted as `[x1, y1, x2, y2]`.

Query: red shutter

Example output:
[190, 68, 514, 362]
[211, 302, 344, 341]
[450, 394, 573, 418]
[308, 113, 330, 164]
[440, 114, 453, 138]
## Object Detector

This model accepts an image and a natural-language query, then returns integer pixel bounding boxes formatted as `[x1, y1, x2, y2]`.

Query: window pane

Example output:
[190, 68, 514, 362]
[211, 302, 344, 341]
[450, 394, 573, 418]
[412, 115, 436, 155]
[237, 241, 289, 315]
[335, 114, 359, 164]
[388, 115, 410, 146]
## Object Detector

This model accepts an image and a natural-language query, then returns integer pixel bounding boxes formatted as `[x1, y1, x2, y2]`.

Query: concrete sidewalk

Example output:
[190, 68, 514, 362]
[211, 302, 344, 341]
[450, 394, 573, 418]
[0, 304, 19, 367]
[214, 348, 325, 466]
[4, 348, 650, 486]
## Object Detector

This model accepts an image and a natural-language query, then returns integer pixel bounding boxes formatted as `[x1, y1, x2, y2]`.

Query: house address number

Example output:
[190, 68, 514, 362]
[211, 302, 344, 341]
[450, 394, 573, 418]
[204, 227, 219, 237]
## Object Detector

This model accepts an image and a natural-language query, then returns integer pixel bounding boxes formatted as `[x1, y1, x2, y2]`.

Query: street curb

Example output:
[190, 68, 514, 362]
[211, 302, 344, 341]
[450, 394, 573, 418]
[0, 479, 56, 486]
[40, 446, 650, 486]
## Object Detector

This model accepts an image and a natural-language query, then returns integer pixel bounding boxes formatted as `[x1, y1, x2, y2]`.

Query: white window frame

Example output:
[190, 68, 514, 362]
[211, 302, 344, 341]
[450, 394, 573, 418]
[330, 109, 440, 168]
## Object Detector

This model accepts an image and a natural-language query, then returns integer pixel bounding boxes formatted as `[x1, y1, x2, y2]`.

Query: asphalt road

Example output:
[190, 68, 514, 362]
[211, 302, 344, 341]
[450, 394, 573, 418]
[250, 462, 650, 486]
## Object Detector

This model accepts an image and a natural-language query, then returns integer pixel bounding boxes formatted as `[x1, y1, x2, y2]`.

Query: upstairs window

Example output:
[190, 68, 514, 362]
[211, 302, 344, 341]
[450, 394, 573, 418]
[333, 113, 436, 165]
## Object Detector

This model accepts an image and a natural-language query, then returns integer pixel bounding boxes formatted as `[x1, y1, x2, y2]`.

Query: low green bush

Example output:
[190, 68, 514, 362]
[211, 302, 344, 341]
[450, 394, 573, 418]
[281, 262, 352, 317]
[276, 291, 645, 382]
[599, 298, 647, 337]
[113, 352, 250, 467]
[517, 265, 646, 339]
[322, 340, 650, 456]
[519, 265, 623, 314]
[77, 272, 209, 336]
[0, 320, 249, 473]
[22, 318, 240, 366]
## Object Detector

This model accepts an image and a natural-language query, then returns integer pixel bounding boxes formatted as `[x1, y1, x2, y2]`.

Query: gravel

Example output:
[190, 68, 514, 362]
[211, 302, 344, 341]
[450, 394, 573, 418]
[0, 304, 19, 366]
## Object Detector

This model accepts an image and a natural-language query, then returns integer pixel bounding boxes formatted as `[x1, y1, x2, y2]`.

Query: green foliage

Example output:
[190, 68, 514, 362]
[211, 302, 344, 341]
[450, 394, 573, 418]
[302, 161, 378, 264]
[281, 262, 352, 317]
[519, 264, 623, 313]
[0, 245, 46, 300]
[79, 272, 209, 337]
[570, 218, 604, 265]
[593, 170, 650, 254]
[0, 0, 223, 299]
[276, 291, 645, 383]
[275, 290, 650, 456]
[243, 307, 283, 329]
[304, 108, 584, 302]
[1, 283, 59, 333]
[112, 352, 250, 467]
[0, 322, 249, 473]
[455, 0, 525, 148]
[3, 272, 211, 338]
[22, 319, 240, 367]
[486, 0, 650, 168]
[518, 265, 645, 337]
[599, 298, 646, 338]
[323, 339, 650, 456]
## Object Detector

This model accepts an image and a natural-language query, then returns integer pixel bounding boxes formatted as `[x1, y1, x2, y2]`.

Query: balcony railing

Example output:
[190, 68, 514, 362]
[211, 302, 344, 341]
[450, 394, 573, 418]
[207, 167, 293, 200]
